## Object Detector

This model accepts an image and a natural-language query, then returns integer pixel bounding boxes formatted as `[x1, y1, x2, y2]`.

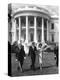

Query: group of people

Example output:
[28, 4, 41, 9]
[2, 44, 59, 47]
[12, 41, 59, 72]
[15, 41, 44, 72]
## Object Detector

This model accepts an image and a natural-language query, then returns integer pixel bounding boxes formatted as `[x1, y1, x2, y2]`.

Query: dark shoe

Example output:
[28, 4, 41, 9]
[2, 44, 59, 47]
[17, 66, 20, 71]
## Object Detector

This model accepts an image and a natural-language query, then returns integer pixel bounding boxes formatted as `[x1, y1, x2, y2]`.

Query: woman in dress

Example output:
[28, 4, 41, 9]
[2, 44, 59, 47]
[37, 42, 49, 71]
[37, 43, 43, 70]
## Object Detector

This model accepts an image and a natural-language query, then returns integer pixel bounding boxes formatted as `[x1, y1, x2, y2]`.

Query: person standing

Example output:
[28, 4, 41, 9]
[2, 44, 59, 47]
[17, 43, 26, 72]
[29, 42, 37, 71]
[37, 43, 43, 71]
[37, 42, 48, 71]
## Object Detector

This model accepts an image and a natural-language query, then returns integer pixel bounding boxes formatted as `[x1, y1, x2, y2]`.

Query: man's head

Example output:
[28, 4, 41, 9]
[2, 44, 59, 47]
[38, 43, 42, 48]
[32, 42, 35, 47]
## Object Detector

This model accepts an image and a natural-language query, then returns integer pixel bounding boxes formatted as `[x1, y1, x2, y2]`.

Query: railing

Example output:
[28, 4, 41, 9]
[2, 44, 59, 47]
[14, 5, 49, 15]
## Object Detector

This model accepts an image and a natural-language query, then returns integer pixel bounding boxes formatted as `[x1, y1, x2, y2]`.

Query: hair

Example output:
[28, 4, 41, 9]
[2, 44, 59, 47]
[38, 43, 42, 47]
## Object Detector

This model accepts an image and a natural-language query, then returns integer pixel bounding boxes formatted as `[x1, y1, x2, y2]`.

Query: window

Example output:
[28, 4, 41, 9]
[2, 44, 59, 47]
[44, 19, 47, 29]
[30, 33, 33, 41]
[38, 35, 41, 42]
[16, 30, 19, 41]
[28, 16, 34, 26]
[38, 30, 41, 42]
[51, 23, 54, 29]
[16, 18, 19, 28]
[44, 30, 47, 42]
[51, 34, 54, 42]
[21, 16, 26, 27]
[37, 17, 42, 27]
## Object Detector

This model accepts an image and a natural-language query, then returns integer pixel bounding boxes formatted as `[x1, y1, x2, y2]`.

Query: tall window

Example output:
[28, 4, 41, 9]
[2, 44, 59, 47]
[44, 30, 47, 42]
[21, 30, 26, 41]
[37, 17, 42, 27]
[51, 23, 54, 29]
[28, 16, 34, 26]
[44, 19, 47, 29]
[30, 33, 33, 41]
[38, 35, 41, 42]
[16, 18, 19, 28]
[16, 29, 19, 41]
[24, 34, 26, 41]
[51, 34, 54, 42]
[21, 16, 26, 27]
[38, 30, 41, 42]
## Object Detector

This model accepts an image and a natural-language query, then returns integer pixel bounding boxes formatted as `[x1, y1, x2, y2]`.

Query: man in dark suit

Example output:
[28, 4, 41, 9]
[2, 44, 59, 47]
[54, 44, 59, 67]
[17, 43, 25, 72]
[29, 42, 37, 70]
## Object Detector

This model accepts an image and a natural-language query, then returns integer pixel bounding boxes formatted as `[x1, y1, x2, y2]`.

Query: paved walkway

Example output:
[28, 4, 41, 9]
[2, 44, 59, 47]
[11, 52, 58, 76]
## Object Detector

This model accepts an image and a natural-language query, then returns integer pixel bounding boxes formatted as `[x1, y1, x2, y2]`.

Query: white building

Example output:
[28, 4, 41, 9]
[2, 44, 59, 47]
[8, 4, 59, 45]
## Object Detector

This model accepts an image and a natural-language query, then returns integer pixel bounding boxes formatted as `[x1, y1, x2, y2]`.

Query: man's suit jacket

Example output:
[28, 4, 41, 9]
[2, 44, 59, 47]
[18, 45, 25, 61]
[29, 46, 37, 58]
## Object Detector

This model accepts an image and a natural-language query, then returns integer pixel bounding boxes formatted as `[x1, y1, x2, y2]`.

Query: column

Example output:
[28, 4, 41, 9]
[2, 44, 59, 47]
[34, 16, 37, 43]
[41, 17, 44, 43]
[47, 20, 49, 41]
[11, 18, 16, 44]
[26, 16, 28, 43]
[19, 17, 21, 42]
[49, 21, 51, 42]
[14, 19, 17, 42]
[11, 18, 13, 45]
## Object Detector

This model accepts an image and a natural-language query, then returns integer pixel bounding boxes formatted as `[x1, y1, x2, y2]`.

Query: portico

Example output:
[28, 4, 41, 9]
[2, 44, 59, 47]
[11, 4, 51, 44]
[12, 15, 49, 44]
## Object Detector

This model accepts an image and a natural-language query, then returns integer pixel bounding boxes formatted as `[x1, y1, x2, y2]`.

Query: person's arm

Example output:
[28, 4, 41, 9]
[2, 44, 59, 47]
[22, 46, 26, 57]
[23, 51, 26, 59]
[42, 44, 48, 51]
[28, 46, 31, 56]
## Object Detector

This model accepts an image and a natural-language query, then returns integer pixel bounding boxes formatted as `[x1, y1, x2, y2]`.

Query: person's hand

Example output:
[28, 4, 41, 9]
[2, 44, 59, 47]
[54, 55, 56, 60]
[24, 57, 26, 59]
[16, 59, 18, 61]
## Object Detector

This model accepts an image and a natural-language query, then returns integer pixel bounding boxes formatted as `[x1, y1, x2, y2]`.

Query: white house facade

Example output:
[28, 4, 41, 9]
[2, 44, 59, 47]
[8, 4, 59, 45]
